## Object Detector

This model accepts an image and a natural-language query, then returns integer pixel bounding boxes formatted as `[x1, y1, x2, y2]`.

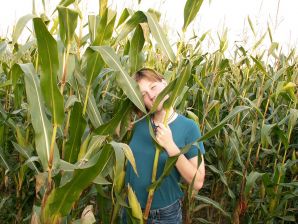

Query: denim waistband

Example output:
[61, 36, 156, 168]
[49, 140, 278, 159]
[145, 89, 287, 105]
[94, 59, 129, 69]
[147, 199, 182, 217]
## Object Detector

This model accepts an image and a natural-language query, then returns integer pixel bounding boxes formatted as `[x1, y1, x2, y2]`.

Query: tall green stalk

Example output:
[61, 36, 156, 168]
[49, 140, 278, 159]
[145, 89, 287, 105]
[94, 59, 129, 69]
[143, 109, 170, 221]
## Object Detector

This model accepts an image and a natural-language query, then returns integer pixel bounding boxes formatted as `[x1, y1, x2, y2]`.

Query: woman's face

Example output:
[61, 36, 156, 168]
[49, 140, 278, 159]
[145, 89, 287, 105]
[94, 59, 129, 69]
[138, 77, 168, 111]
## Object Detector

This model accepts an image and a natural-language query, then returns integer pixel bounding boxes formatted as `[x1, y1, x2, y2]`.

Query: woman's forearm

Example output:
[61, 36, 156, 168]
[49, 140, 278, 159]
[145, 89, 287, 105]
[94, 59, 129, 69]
[165, 143, 205, 191]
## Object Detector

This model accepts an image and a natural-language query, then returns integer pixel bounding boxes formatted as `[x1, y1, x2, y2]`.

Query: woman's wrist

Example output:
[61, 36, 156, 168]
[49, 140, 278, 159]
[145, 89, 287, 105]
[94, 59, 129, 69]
[165, 142, 180, 157]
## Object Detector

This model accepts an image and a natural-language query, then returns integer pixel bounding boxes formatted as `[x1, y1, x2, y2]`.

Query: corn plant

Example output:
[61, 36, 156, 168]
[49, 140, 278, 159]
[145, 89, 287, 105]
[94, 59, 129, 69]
[0, 0, 297, 223]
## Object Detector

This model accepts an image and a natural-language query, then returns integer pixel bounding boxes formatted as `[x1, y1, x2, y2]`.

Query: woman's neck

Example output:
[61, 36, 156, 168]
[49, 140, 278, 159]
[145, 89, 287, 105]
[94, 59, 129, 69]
[152, 108, 175, 124]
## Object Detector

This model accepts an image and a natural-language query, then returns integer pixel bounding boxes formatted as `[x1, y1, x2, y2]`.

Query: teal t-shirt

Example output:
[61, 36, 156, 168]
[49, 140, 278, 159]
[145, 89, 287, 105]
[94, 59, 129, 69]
[125, 114, 205, 209]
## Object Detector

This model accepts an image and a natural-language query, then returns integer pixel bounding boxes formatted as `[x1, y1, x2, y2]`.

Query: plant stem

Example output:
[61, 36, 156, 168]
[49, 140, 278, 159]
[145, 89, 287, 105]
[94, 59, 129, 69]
[60, 44, 70, 94]
[48, 123, 58, 171]
[83, 84, 91, 115]
[143, 109, 170, 221]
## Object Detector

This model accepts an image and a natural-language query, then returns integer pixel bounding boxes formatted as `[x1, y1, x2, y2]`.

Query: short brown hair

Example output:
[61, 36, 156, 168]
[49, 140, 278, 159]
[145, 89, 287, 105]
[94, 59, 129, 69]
[133, 68, 164, 82]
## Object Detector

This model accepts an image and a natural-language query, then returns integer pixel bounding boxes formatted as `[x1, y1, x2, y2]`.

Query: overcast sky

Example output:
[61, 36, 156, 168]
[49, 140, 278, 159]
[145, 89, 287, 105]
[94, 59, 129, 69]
[1, 0, 297, 54]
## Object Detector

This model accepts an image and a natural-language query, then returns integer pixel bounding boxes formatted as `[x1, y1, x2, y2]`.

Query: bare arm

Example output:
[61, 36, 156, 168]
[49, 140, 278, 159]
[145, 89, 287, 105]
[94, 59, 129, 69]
[155, 123, 205, 191]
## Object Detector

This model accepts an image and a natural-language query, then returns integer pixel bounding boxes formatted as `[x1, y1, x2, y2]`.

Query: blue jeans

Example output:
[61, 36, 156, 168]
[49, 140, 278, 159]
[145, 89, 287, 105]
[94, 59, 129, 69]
[121, 199, 182, 224]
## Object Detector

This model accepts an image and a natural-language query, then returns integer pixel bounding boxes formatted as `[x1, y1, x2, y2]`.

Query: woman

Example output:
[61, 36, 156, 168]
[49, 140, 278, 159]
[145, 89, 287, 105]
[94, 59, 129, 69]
[123, 68, 205, 223]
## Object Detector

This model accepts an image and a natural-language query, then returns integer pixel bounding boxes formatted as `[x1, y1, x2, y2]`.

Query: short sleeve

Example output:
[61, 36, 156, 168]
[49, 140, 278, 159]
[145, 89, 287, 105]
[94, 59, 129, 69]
[184, 120, 205, 159]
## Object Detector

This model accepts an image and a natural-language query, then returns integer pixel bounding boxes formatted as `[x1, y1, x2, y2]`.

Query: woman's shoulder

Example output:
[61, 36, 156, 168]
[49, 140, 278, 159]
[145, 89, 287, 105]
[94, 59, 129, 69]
[176, 114, 199, 128]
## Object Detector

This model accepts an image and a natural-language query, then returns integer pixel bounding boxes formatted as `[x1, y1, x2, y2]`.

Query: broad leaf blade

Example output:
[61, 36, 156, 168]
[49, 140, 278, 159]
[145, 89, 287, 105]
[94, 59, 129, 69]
[57, 0, 75, 7]
[12, 14, 36, 44]
[64, 102, 87, 163]
[57, 6, 79, 47]
[144, 12, 175, 62]
[150, 78, 178, 113]
[197, 106, 251, 142]
[33, 17, 64, 125]
[12, 142, 40, 174]
[116, 11, 147, 42]
[91, 46, 146, 113]
[183, 0, 204, 32]
[195, 195, 231, 218]
[99, 0, 108, 17]
[117, 8, 132, 27]
[95, 100, 132, 135]
[86, 92, 103, 128]
[43, 145, 112, 220]
[83, 48, 105, 88]
[245, 171, 264, 197]
[129, 24, 145, 73]
[21, 63, 60, 171]
[93, 9, 116, 46]
[164, 62, 192, 109]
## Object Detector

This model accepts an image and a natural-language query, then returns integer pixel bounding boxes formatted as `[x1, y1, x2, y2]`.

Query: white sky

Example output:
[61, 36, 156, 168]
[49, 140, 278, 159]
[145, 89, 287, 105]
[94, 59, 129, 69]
[1, 0, 297, 55]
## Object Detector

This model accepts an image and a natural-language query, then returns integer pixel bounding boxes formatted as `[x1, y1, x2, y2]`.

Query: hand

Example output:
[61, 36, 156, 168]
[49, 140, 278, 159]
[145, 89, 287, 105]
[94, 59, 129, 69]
[155, 123, 178, 155]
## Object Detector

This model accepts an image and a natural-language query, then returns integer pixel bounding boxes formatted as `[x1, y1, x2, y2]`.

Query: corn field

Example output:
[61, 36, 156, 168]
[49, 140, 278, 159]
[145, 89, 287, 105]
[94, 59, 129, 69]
[0, 0, 297, 223]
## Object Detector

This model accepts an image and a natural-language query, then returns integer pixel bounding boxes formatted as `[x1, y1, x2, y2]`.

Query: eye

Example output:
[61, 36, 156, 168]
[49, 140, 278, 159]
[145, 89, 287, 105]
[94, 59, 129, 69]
[151, 85, 156, 90]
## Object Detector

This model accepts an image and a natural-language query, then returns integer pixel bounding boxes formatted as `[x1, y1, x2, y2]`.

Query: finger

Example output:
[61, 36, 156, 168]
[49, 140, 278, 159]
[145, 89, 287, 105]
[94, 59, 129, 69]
[157, 123, 165, 129]
[157, 129, 165, 136]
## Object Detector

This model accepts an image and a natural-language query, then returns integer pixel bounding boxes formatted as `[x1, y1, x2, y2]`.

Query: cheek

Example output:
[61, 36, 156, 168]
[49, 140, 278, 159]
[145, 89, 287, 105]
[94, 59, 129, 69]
[143, 96, 151, 106]
[155, 84, 167, 96]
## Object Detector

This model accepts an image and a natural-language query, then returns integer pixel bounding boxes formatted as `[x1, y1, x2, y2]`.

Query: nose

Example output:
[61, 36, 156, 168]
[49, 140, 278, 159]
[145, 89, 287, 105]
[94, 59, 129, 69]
[147, 91, 155, 100]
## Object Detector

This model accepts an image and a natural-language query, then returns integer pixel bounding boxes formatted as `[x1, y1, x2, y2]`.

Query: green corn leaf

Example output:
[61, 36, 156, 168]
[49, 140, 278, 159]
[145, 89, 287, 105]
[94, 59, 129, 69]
[84, 48, 105, 89]
[183, 0, 204, 32]
[110, 142, 131, 193]
[43, 145, 112, 221]
[12, 142, 40, 174]
[93, 174, 111, 185]
[288, 109, 298, 138]
[21, 63, 60, 171]
[33, 17, 64, 125]
[11, 40, 36, 65]
[86, 92, 103, 128]
[268, 42, 279, 56]
[251, 56, 270, 78]
[261, 123, 276, 147]
[219, 28, 228, 53]
[117, 8, 132, 27]
[11, 64, 24, 88]
[88, 15, 96, 43]
[144, 11, 175, 62]
[194, 195, 231, 218]
[64, 102, 87, 163]
[57, 6, 79, 47]
[93, 9, 116, 46]
[129, 24, 145, 73]
[0, 80, 12, 88]
[57, 0, 75, 7]
[111, 141, 138, 175]
[164, 62, 192, 109]
[150, 78, 178, 113]
[110, 141, 125, 181]
[247, 16, 256, 37]
[116, 11, 147, 42]
[91, 46, 146, 113]
[253, 32, 267, 51]
[95, 99, 132, 135]
[245, 171, 264, 197]
[79, 135, 107, 162]
[12, 14, 36, 44]
[99, 0, 108, 17]
[198, 106, 251, 142]
[0, 146, 10, 174]
[73, 71, 103, 128]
